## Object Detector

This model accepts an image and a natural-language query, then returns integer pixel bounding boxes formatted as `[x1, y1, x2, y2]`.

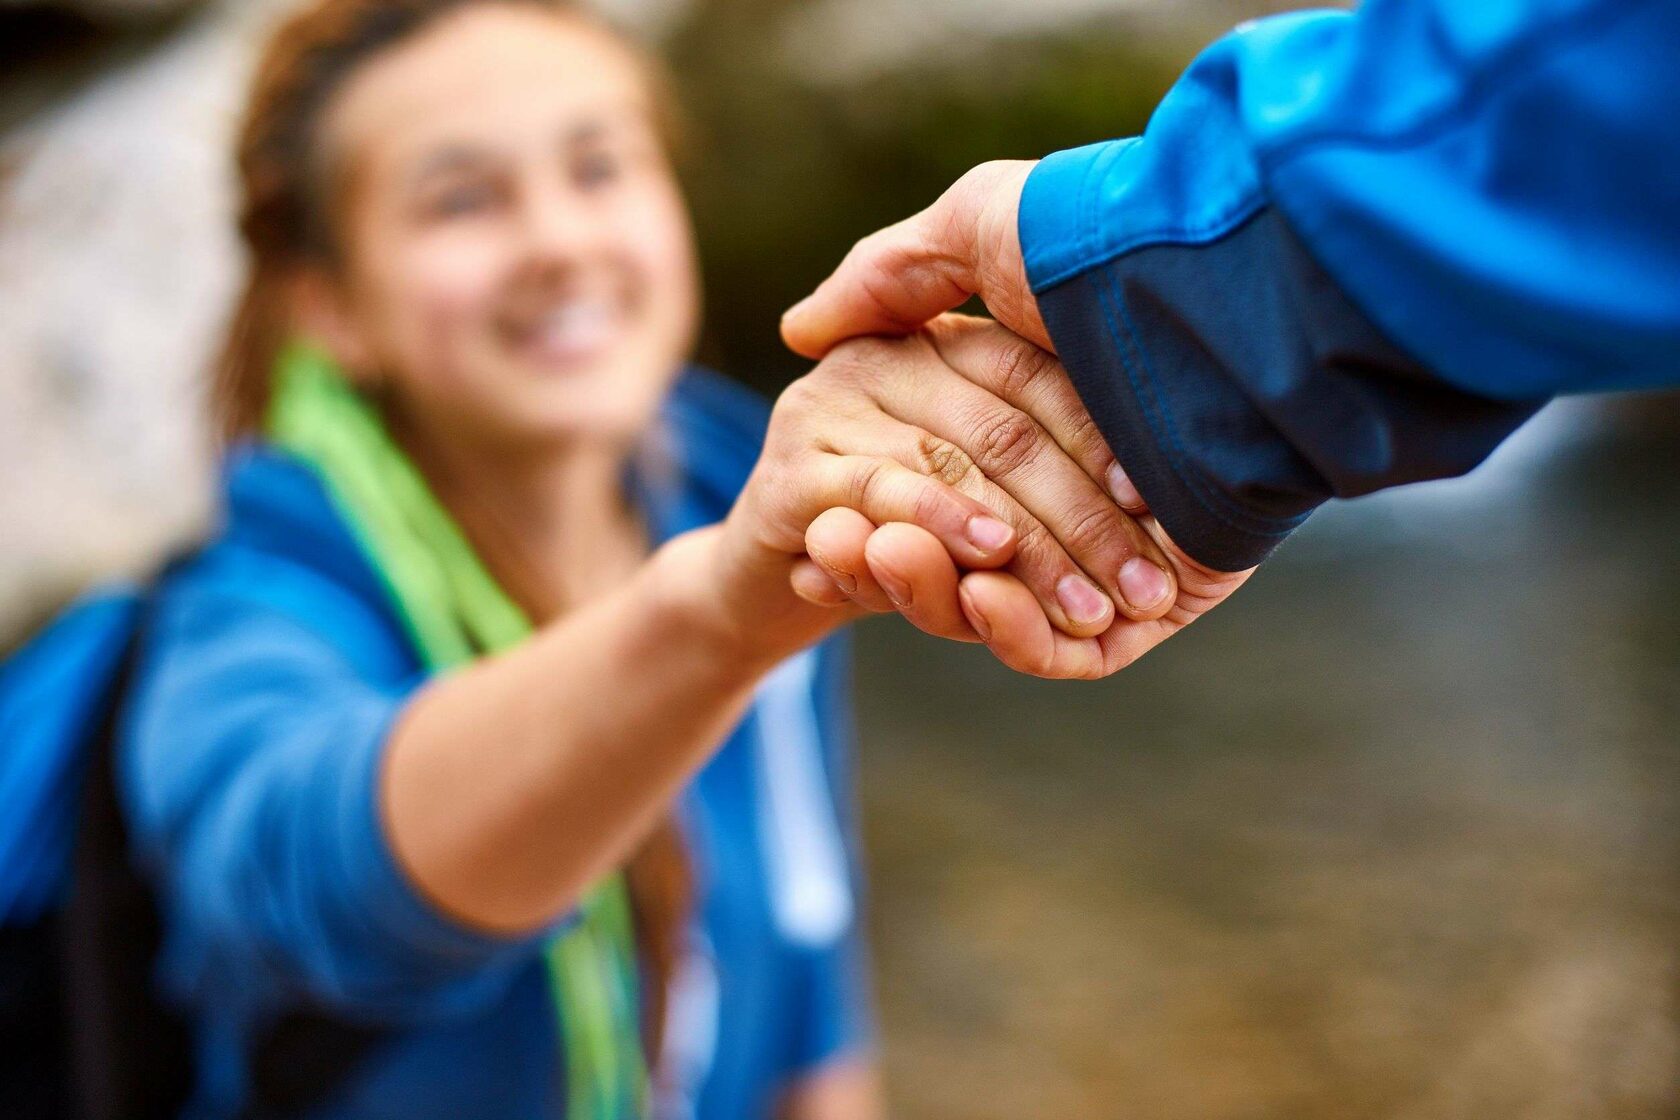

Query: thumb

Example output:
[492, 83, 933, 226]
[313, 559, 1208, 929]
[782, 160, 1042, 360]
[780, 208, 977, 361]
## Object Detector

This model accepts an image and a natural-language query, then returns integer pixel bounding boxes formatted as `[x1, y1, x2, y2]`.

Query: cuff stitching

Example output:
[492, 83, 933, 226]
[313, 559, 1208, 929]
[1034, 192, 1268, 294]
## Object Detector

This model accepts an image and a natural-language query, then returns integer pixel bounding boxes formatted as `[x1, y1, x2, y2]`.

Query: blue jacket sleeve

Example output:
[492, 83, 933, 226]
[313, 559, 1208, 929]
[1019, 0, 1680, 571]
[121, 561, 556, 1023]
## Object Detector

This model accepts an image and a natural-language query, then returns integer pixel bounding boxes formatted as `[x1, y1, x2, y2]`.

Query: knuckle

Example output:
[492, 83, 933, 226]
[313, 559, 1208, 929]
[1064, 407, 1113, 466]
[988, 338, 1056, 402]
[953, 161, 1001, 204]
[1010, 515, 1053, 562]
[909, 479, 954, 531]
[972, 406, 1043, 478]
[913, 432, 978, 490]
[825, 336, 895, 382]
[860, 261, 913, 324]
[1055, 501, 1125, 561]
[772, 375, 819, 423]
[847, 458, 888, 511]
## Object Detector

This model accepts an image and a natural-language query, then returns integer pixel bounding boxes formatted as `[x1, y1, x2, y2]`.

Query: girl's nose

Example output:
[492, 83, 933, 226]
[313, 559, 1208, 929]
[519, 187, 601, 266]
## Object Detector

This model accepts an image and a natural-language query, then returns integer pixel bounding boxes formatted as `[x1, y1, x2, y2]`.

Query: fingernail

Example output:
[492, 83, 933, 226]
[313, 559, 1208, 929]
[808, 548, 856, 593]
[965, 515, 1013, 554]
[1056, 574, 1112, 627]
[1107, 463, 1144, 510]
[875, 566, 911, 608]
[959, 585, 992, 641]
[1118, 557, 1170, 611]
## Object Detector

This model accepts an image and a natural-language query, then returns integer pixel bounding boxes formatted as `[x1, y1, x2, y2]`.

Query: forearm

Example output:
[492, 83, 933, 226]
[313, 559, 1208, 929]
[383, 525, 805, 934]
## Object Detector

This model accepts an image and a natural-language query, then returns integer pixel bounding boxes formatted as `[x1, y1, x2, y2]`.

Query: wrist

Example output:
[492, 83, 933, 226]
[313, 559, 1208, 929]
[642, 525, 797, 680]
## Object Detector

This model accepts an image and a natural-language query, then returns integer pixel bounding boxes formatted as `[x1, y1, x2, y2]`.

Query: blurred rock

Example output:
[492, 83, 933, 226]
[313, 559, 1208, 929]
[0, 7, 257, 641]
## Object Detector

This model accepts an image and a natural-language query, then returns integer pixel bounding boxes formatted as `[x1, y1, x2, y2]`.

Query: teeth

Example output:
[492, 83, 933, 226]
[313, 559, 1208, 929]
[529, 300, 616, 358]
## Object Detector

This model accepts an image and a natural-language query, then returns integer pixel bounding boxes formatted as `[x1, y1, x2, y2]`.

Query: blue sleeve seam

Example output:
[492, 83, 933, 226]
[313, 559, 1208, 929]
[1032, 193, 1268, 295]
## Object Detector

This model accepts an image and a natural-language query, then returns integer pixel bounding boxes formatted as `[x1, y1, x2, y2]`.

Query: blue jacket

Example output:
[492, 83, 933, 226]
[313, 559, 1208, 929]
[119, 369, 872, 1119]
[1019, 0, 1680, 571]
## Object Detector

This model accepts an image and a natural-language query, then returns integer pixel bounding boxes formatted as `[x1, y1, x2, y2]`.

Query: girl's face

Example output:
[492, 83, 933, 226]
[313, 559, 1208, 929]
[311, 4, 699, 454]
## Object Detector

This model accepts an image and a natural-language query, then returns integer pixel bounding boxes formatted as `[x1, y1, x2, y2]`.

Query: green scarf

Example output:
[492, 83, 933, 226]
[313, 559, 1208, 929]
[267, 343, 647, 1120]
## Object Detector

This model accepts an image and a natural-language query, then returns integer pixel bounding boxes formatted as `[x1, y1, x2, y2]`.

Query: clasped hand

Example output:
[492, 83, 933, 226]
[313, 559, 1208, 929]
[709, 312, 1245, 680]
[713, 162, 1253, 680]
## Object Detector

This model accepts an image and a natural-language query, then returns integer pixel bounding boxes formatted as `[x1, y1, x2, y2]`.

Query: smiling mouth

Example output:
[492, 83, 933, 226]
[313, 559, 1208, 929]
[500, 296, 623, 368]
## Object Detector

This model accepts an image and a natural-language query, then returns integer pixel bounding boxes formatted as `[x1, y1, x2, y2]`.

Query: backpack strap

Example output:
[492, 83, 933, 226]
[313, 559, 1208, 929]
[0, 916, 73, 1120]
[244, 1010, 392, 1119]
[59, 565, 393, 1120]
[59, 592, 193, 1120]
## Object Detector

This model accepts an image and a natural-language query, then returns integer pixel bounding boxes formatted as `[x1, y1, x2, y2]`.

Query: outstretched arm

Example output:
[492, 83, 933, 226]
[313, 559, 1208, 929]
[136, 330, 1170, 1021]
[392, 324, 1175, 933]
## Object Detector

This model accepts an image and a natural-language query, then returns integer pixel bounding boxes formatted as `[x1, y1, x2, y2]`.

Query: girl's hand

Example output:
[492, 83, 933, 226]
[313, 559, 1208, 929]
[831, 502, 1255, 681]
[707, 314, 1179, 666]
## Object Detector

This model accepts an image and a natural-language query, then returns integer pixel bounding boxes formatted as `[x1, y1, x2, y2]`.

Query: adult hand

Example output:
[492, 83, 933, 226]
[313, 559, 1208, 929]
[780, 161, 1044, 358]
[778, 164, 1256, 679]
[795, 317, 1257, 681]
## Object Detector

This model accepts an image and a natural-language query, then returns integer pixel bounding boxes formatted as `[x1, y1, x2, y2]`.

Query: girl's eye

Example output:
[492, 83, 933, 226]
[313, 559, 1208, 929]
[425, 181, 502, 219]
[573, 150, 623, 190]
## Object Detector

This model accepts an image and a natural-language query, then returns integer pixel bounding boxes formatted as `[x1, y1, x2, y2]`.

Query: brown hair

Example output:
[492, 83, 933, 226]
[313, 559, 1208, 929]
[212, 0, 680, 443]
[216, 0, 690, 1048]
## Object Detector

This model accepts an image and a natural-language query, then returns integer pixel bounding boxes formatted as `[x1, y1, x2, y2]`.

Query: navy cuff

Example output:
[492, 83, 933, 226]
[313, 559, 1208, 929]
[1034, 208, 1544, 572]
[1039, 267, 1307, 572]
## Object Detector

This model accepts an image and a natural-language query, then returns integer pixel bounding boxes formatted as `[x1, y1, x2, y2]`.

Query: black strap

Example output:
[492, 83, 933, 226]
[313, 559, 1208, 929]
[244, 1010, 391, 1118]
[0, 919, 73, 1120]
[58, 571, 391, 1120]
[59, 602, 194, 1120]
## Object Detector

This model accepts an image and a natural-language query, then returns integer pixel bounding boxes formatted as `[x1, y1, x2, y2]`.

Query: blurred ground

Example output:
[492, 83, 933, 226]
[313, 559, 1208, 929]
[855, 405, 1680, 1118]
[3, 2, 1678, 1117]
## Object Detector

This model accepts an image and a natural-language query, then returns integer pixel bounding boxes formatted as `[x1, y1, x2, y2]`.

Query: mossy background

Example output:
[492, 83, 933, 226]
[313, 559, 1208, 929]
[668, 12, 1190, 392]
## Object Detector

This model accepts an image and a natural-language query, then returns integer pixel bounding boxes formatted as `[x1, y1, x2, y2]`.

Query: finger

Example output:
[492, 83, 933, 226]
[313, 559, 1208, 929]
[842, 337, 1175, 625]
[806, 507, 896, 613]
[822, 405, 1114, 638]
[789, 558, 857, 608]
[925, 315, 1151, 513]
[782, 163, 1048, 360]
[956, 571, 1107, 681]
[917, 318, 1176, 619]
[960, 567, 1203, 681]
[780, 209, 976, 362]
[809, 453, 1020, 571]
[863, 523, 981, 642]
[1105, 463, 1149, 515]
[824, 405, 1120, 638]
